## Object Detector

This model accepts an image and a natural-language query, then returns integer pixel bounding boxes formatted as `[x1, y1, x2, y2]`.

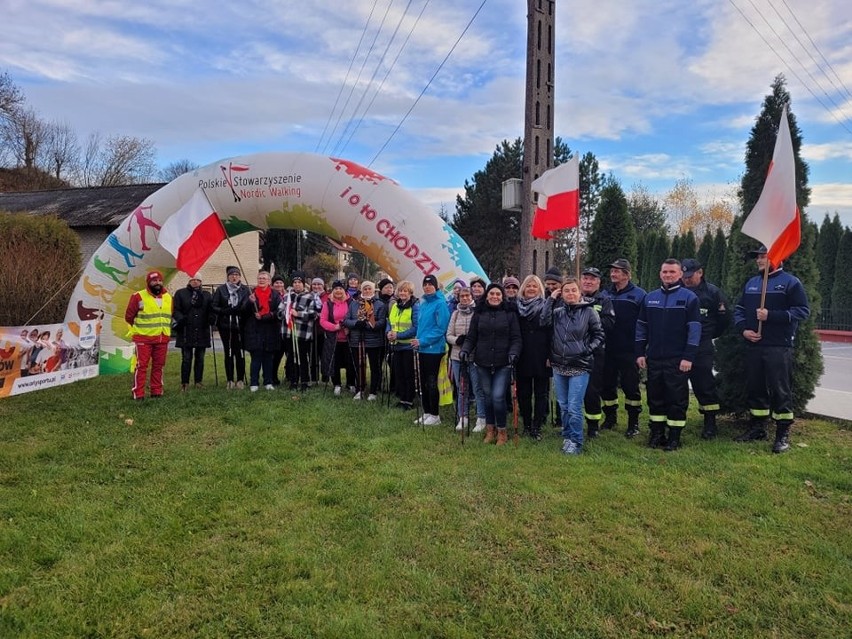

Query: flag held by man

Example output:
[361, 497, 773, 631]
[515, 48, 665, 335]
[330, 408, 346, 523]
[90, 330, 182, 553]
[159, 189, 228, 277]
[741, 105, 801, 264]
[530, 155, 580, 240]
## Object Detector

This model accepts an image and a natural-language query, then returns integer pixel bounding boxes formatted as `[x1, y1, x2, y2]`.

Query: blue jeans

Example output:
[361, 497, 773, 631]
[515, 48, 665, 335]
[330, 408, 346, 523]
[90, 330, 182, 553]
[554, 372, 590, 445]
[475, 364, 511, 428]
[468, 361, 487, 418]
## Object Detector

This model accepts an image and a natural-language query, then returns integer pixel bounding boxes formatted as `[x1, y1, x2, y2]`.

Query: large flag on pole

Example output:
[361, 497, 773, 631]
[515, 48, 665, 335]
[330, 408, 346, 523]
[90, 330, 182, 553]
[159, 189, 228, 277]
[530, 155, 580, 240]
[741, 105, 801, 264]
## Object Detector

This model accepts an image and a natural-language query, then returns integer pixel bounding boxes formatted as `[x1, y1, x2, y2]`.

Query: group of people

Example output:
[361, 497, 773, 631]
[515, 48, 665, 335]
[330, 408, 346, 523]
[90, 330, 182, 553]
[126, 246, 809, 455]
[17, 327, 67, 375]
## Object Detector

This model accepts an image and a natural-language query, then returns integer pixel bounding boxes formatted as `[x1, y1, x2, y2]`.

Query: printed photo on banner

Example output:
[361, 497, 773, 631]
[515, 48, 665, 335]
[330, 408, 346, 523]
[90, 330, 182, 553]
[0, 320, 100, 398]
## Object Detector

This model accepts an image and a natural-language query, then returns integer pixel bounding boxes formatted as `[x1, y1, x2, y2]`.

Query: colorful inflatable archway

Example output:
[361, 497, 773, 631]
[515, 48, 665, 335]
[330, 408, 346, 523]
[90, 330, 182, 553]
[64, 152, 486, 373]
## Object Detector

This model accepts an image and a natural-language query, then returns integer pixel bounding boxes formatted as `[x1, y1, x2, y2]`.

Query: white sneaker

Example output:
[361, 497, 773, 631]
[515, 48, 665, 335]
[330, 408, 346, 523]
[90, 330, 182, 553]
[472, 417, 486, 433]
[250, 386, 259, 392]
[353, 392, 362, 400]
[265, 384, 274, 391]
[334, 386, 342, 396]
[367, 394, 377, 401]
[423, 414, 441, 426]
[414, 414, 424, 425]
[455, 417, 469, 431]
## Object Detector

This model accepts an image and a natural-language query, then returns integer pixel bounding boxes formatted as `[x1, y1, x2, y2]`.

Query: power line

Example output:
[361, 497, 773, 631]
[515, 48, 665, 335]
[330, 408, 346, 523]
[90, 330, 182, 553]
[336, 0, 424, 157]
[369, 0, 489, 167]
[728, 0, 852, 135]
[322, 0, 396, 156]
[777, 0, 852, 101]
[315, 0, 380, 154]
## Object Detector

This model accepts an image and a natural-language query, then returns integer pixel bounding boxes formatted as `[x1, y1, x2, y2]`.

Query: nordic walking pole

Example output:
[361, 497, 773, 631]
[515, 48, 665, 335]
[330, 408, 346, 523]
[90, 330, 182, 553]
[210, 324, 219, 386]
[512, 364, 520, 447]
[459, 360, 467, 445]
[413, 346, 424, 431]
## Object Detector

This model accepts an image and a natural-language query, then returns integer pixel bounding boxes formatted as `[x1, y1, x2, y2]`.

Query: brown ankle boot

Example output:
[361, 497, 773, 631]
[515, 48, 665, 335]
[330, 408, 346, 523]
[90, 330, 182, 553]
[483, 425, 496, 444]
[496, 428, 508, 446]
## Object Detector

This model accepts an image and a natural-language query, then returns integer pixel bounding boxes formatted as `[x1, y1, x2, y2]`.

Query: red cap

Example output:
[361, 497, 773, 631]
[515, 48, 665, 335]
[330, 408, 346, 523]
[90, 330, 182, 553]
[146, 271, 164, 283]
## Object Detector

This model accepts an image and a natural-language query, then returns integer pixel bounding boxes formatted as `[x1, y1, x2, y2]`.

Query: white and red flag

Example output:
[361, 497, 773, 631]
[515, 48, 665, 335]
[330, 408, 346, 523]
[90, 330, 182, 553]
[741, 105, 801, 264]
[159, 189, 227, 277]
[530, 155, 580, 240]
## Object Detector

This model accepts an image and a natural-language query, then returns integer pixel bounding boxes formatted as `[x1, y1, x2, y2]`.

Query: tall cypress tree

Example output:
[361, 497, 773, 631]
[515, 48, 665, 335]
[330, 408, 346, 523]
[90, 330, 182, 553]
[697, 230, 713, 268]
[817, 213, 843, 310]
[586, 180, 637, 273]
[705, 227, 726, 286]
[716, 75, 823, 416]
[648, 232, 671, 289]
[670, 234, 681, 261]
[680, 230, 697, 261]
[830, 228, 852, 326]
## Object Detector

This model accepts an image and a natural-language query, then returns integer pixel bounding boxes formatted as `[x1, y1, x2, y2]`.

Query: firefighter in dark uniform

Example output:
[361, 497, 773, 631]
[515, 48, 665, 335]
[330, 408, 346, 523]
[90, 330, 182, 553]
[636, 259, 702, 451]
[601, 258, 646, 437]
[580, 267, 615, 439]
[733, 246, 810, 453]
[681, 258, 730, 439]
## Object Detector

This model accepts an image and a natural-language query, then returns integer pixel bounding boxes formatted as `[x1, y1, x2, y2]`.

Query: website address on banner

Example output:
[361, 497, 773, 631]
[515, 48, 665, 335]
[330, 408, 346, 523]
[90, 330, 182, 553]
[15, 374, 58, 389]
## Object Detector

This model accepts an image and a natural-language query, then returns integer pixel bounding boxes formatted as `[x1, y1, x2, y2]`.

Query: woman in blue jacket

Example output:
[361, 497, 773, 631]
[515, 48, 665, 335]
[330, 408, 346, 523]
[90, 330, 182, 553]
[412, 274, 450, 426]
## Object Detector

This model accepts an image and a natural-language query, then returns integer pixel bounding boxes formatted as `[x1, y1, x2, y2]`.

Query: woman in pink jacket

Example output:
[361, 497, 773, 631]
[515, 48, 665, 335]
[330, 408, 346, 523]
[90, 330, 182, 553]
[319, 280, 355, 395]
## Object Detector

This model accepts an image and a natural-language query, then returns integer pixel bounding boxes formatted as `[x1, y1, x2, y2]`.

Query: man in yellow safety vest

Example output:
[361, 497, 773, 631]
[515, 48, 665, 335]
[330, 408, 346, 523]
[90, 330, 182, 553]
[125, 270, 173, 400]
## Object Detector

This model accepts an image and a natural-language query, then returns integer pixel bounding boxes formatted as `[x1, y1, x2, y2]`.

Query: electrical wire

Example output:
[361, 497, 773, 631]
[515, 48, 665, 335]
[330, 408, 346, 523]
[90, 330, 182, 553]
[368, 0, 489, 167]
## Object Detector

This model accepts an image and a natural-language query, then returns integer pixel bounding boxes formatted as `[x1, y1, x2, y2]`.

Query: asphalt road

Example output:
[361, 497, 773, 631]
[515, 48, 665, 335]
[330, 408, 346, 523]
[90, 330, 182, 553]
[808, 341, 852, 421]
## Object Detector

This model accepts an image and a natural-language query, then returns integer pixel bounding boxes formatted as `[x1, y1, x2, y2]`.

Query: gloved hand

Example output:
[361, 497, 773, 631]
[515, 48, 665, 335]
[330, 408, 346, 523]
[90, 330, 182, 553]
[455, 334, 466, 347]
[508, 354, 518, 366]
[459, 350, 468, 363]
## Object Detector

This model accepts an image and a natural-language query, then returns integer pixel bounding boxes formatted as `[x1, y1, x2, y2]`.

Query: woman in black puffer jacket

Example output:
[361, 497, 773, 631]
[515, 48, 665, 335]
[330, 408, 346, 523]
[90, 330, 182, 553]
[460, 283, 522, 446]
[540, 277, 604, 456]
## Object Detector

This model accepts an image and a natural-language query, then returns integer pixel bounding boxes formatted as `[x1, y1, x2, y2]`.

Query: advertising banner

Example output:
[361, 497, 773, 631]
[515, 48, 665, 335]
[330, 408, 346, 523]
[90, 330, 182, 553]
[0, 320, 100, 398]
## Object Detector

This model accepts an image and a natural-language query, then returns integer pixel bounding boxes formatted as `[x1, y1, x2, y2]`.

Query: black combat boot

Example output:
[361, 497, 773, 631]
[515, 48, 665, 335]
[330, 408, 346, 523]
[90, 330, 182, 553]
[700, 412, 718, 440]
[586, 419, 599, 439]
[601, 406, 617, 430]
[530, 420, 543, 442]
[647, 423, 667, 449]
[735, 419, 768, 442]
[625, 412, 640, 438]
[772, 422, 791, 454]
[664, 427, 682, 452]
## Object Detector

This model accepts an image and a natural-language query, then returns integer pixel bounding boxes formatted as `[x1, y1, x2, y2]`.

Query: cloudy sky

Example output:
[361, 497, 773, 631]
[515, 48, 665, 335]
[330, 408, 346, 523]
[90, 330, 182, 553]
[3, 0, 851, 227]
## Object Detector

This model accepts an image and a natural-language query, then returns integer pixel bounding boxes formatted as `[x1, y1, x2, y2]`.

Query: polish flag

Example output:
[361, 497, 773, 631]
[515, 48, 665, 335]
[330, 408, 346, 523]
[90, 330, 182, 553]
[159, 189, 227, 277]
[741, 105, 801, 265]
[530, 155, 580, 240]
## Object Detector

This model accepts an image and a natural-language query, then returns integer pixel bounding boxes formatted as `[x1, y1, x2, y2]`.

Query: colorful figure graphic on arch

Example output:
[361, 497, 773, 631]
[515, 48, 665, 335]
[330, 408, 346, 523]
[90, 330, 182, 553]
[65, 152, 487, 373]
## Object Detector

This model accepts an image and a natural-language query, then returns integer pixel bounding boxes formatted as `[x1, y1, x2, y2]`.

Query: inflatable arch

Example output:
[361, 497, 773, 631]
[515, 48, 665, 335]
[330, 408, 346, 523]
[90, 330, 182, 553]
[64, 152, 487, 373]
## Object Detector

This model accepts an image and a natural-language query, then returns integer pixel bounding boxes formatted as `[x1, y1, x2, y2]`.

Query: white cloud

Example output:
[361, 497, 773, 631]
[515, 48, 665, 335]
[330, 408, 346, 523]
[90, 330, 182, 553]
[802, 141, 852, 162]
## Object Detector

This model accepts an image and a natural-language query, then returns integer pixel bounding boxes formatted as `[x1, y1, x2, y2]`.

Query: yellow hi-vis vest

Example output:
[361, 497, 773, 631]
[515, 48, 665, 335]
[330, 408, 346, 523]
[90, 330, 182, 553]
[388, 303, 414, 345]
[129, 290, 173, 338]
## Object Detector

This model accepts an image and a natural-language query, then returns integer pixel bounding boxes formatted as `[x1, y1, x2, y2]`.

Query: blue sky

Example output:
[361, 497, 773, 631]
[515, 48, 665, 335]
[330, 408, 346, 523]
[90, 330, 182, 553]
[3, 0, 851, 228]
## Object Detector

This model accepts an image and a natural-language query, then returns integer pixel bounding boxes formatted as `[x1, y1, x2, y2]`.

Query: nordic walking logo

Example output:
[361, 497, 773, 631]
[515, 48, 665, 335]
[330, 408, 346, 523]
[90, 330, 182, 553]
[220, 161, 251, 202]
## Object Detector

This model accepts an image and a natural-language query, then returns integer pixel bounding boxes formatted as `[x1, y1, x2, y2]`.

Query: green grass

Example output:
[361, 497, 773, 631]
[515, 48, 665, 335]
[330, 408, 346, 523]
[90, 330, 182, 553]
[1, 358, 850, 638]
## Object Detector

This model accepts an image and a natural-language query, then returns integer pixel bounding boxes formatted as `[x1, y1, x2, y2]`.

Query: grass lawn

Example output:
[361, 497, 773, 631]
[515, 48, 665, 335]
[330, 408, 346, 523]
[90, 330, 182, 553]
[1, 357, 850, 638]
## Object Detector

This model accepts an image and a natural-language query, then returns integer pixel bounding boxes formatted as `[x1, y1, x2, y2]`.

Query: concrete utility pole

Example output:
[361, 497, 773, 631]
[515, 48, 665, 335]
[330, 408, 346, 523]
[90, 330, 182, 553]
[519, 0, 556, 277]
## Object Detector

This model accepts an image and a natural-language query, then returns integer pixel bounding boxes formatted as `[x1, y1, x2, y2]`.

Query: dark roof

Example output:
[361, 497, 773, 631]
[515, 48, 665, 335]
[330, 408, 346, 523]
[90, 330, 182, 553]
[0, 183, 166, 227]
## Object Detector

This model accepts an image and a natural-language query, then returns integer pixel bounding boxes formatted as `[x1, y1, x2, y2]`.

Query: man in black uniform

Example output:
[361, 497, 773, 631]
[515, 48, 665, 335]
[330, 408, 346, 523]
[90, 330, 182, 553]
[580, 267, 615, 439]
[681, 258, 730, 439]
[601, 258, 646, 437]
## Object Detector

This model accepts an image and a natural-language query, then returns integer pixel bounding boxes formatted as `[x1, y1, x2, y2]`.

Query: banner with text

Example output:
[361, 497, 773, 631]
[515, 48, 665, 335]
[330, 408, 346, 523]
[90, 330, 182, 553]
[0, 320, 100, 398]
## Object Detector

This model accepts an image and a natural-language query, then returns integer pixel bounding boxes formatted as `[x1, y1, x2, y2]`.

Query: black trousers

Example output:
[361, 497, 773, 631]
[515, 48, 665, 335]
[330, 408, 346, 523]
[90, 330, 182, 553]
[328, 340, 354, 388]
[392, 349, 415, 404]
[286, 337, 312, 387]
[602, 351, 642, 416]
[583, 351, 606, 420]
[219, 326, 245, 383]
[350, 345, 383, 394]
[516, 373, 550, 431]
[180, 346, 206, 384]
[646, 358, 689, 427]
[688, 347, 720, 413]
[418, 352, 443, 415]
[746, 345, 794, 423]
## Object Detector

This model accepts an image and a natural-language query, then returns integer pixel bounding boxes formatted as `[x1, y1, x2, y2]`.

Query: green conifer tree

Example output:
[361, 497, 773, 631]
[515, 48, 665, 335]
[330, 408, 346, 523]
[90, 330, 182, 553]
[706, 227, 726, 286]
[716, 75, 823, 416]
[586, 180, 637, 273]
[670, 234, 681, 261]
[680, 230, 697, 261]
[830, 228, 852, 326]
[697, 230, 713, 268]
[817, 213, 843, 310]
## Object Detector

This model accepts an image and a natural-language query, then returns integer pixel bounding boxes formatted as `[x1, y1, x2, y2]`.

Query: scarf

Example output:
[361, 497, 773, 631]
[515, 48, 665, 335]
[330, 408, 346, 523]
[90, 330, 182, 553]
[455, 301, 473, 315]
[396, 296, 416, 310]
[226, 281, 241, 308]
[516, 295, 546, 319]
[254, 286, 272, 315]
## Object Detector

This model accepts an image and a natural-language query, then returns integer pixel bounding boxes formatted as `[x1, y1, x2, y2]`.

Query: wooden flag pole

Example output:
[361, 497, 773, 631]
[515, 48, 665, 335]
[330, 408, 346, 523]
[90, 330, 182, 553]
[756, 262, 770, 336]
